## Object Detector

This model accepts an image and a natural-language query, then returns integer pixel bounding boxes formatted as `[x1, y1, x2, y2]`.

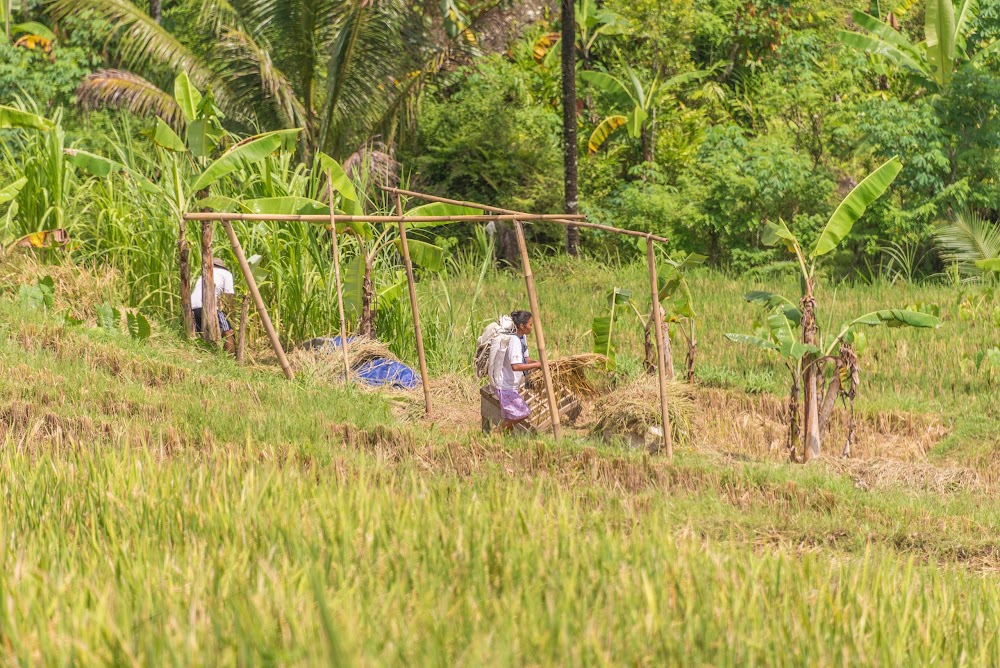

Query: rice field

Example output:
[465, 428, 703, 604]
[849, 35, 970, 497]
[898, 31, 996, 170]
[5, 254, 1000, 664]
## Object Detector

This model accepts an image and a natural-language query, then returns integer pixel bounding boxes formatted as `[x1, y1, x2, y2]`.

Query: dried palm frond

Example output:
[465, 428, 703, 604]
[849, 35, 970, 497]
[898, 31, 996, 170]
[76, 70, 184, 132]
[592, 377, 695, 446]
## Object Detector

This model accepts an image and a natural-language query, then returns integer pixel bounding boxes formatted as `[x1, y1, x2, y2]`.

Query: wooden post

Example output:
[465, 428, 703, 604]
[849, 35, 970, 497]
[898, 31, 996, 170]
[200, 221, 221, 344]
[646, 236, 673, 458]
[178, 220, 194, 338]
[326, 171, 352, 384]
[236, 294, 249, 364]
[512, 219, 561, 440]
[395, 193, 432, 416]
[220, 219, 294, 380]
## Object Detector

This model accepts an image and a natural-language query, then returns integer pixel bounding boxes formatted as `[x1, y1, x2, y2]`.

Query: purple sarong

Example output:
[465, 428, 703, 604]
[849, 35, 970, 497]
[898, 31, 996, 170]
[495, 388, 531, 421]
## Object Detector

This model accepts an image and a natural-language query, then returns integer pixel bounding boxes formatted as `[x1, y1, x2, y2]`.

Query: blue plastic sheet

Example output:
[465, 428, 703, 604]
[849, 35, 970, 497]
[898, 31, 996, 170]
[311, 336, 420, 389]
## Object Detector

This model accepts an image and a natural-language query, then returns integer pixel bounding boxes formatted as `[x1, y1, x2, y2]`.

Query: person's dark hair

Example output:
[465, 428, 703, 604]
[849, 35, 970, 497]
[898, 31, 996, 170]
[511, 310, 532, 327]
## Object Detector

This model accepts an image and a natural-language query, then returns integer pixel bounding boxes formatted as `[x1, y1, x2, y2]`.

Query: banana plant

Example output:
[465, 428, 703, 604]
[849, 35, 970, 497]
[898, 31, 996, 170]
[592, 287, 636, 372]
[535, 0, 628, 69]
[580, 58, 708, 162]
[656, 252, 706, 382]
[65, 71, 301, 339]
[840, 0, 999, 91]
[724, 156, 940, 461]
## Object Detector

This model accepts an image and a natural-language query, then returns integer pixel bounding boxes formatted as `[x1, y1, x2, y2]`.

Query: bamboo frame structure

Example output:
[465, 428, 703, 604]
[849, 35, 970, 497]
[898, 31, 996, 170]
[512, 218, 561, 439]
[381, 186, 669, 243]
[646, 236, 673, 457]
[395, 193, 432, 416]
[184, 189, 675, 454]
[327, 172, 352, 385]
[183, 213, 586, 224]
[220, 219, 294, 380]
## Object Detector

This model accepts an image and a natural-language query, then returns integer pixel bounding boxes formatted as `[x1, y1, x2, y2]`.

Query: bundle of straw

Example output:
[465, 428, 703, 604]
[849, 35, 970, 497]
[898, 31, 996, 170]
[591, 376, 694, 445]
[291, 337, 401, 383]
[545, 353, 609, 398]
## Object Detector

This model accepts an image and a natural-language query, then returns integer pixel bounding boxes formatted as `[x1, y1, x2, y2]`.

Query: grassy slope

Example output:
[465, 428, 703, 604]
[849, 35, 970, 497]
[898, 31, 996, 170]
[4, 258, 1000, 664]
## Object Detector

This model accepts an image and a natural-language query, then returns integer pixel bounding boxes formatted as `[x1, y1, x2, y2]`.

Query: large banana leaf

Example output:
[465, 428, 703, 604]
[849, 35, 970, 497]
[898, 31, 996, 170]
[404, 202, 482, 229]
[954, 0, 978, 53]
[342, 255, 366, 320]
[0, 177, 26, 206]
[316, 153, 362, 217]
[588, 115, 627, 154]
[394, 238, 444, 272]
[926, 0, 956, 88]
[591, 314, 616, 370]
[579, 71, 633, 108]
[0, 105, 53, 131]
[145, 117, 187, 152]
[675, 252, 707, 270]
[196, 196, 249, 213]
[850, 309, 939, 328]
[838, 31, 931, 81]
[64, 148, 160, 193]
[767, 312, 815, 359]
[811, 157, 902, 258]
[186, 118, 223, 158]
[744, 290, 802, 324]
[243, 197, 329, 216]
[173, 71, 201, 124]
[192, 128, 301, 192]
[378, 271, 407, 307]
[724, 333, 779, 352]
[626, 106, 648, 139]
[761, 219, 799, 255]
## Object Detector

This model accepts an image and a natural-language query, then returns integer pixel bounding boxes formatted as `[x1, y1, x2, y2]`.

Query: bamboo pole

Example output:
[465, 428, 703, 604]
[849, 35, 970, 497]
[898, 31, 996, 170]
[200, 221, 221, 344]
[380, 186, 669, 244]
[395, 193, 432, 416]
[183, 213, 585, 223]
[646, 236, 673, 458]
[326, 172, 352, 385]
[236, 294, 249, 364]
[512, 218, 561, 440]
[220, 219, 294, 380]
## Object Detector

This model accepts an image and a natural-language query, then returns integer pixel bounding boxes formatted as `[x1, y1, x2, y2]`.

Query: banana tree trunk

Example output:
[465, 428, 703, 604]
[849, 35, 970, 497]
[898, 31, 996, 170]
[788, 369, 800, 462]
[641, 124, 654, 164]
[644, 318, 675, 380]
[359, 258, 375, 338]
[818, 365, 842, 438]
[685, 323, 696, 382]
[801, 293, 821, 460]
[561, 0, 579, 257]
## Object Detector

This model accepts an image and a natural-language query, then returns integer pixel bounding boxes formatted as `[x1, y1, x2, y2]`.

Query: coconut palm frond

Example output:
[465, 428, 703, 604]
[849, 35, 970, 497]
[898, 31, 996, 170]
[197, 0, 245, 37]
[934, 208, 1000, 274]
[50, 0, 250, 124]
[76, 70, 185, 132]
[219, 28, 308, 130]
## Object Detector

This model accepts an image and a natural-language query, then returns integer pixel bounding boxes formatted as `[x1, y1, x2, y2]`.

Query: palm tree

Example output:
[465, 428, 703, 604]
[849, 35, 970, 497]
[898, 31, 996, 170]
[561, 0, 579, 256]
[49, 0, 470, 158]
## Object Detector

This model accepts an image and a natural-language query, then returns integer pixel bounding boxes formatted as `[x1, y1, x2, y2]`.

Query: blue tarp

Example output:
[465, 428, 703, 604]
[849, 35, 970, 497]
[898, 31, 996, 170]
[312, 336, 420, 390]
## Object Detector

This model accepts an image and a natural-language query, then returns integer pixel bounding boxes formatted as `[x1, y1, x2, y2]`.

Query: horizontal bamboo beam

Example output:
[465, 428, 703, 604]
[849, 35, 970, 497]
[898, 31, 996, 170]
[381, 185, 670, 244]
[182, 212, 586, 223]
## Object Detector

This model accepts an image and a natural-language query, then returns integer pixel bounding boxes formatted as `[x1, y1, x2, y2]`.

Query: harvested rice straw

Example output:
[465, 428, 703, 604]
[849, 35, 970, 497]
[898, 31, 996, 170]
[592, 376, 695, 445]
[546, 353, 609, 398]
[289, 337, 403, 384]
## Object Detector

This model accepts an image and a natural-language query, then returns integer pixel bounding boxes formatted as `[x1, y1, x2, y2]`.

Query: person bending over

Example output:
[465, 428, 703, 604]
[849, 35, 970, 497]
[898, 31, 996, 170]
[191, 257, 236, 354]
[492, 309, 542, 432]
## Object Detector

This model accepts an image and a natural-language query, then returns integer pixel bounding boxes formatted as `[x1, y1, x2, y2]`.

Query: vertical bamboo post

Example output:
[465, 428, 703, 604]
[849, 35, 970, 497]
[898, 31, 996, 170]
[200, 221, 221, 344]
[512, 219, 561, 440]
[395, 193, 432, 416]
[646, 236, 673, 458]
[326, 172, 352, 384]
[221, 219, 294, 380]
[236, 294, 249, 364]
[178, 220, 194, 338]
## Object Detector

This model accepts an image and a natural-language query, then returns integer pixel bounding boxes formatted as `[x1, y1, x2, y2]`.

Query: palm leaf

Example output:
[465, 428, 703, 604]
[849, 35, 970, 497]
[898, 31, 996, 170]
[811, 156, 902, 258]
[76, 70, 185, 132]
[934, 208, 1000, 275]
[218, 28, 307, 130]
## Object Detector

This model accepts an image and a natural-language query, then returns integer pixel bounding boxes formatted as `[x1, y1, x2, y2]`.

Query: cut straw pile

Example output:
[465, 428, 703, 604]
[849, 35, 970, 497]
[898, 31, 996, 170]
[290, 337, 401, 384]
[546, 353, 609, 398]
[592, 376, 694, 445]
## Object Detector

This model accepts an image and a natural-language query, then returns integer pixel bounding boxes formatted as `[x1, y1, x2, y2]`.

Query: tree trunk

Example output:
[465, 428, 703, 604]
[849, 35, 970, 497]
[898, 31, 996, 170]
[359, 258, 375, 338]
[641, 125, 653, 164]
[788, 371, 800, 462]
[801, 293, 821, 460]
[561, 0, 579, 257]
[149, 0, 161, 22]
[685, 326, 696, 382]
[201, 221, 221, 345]
[178, 220, 193, 338]
[818, 366, 842, 438]
[643, 318, 675, 380]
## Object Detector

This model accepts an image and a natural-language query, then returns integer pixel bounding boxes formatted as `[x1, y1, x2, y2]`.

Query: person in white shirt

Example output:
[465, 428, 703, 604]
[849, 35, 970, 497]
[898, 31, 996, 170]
[191, 257, 236, 354]
[491, 309, 542, 431]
